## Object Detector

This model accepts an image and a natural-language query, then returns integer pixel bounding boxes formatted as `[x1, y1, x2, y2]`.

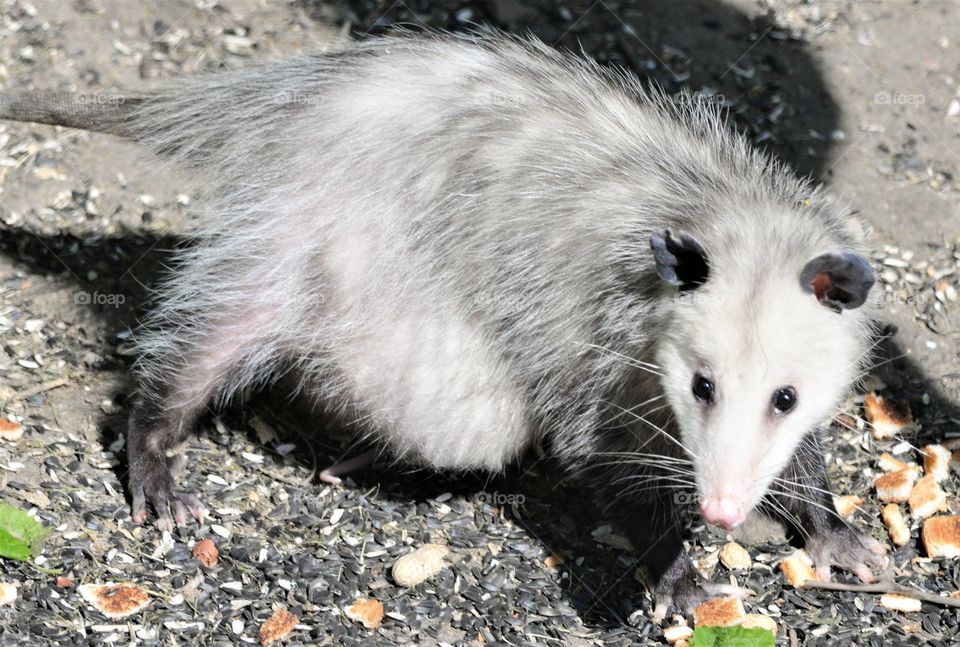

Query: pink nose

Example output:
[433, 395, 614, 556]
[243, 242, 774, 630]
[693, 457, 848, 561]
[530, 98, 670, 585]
[701, 498, 746, 530]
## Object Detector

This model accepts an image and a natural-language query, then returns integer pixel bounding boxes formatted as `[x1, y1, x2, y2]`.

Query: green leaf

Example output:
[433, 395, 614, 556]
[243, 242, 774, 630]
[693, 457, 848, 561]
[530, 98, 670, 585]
[0, 528, 30, 561]
[0, 502, 48, 561]
[690, 625, 775, 647]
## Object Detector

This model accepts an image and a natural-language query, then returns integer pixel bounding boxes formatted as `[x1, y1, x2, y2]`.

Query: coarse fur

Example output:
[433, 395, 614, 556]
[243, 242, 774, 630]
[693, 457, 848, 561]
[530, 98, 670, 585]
[0, 31, 886, 615]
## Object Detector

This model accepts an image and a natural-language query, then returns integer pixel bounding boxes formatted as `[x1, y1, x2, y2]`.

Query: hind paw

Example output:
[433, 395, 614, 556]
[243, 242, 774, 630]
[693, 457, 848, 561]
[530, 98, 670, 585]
[130, 456, 206, 531]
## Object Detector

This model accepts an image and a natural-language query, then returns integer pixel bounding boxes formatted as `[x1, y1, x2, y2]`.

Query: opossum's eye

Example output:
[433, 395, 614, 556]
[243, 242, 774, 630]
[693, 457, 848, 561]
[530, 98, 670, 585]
[772, 387, 798, 414]
[692, 374, 715, 404]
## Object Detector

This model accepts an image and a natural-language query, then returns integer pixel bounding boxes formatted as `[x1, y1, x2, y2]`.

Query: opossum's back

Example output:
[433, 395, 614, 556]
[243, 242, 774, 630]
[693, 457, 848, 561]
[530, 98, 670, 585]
[135, 35, 670, 205]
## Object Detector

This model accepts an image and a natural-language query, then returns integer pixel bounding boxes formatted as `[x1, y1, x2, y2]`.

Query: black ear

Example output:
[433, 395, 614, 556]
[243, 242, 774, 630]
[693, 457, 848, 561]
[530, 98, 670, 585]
[800, 251, 874, 312]
[650, 230, 709, 290]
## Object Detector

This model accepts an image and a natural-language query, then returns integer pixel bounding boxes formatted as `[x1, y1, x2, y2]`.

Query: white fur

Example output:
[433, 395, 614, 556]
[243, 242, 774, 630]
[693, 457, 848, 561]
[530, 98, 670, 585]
[100, 33, 877, 494]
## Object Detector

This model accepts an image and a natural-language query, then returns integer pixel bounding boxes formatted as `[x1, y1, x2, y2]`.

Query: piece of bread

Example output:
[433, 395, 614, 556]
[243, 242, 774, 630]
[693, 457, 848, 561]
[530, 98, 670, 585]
[344, 598, 384, 630]
[922, 515, 960, 558]
[692, 597, 745, 627]
[922, 444, 952, 482]
[258, 607, 299, 644]
[951, 450, 960, 476]
[0, 583, 16, 606]
[780, 550, 817, 587]
[663, 625, 694, 644]
[833, 495, 864, 519]
[875, 468, 919, 503]
[877, 452, 916, 473]
[880, 594, 921, 613]
[740, 614, 778, 635]
[863, 392, 912, 440]
[908, 474, 947, 520]
[882, 504, 910, 546]
[78, 583, 151, 619]
[0, 419, 24, 441]
[718, 542, 751, 570]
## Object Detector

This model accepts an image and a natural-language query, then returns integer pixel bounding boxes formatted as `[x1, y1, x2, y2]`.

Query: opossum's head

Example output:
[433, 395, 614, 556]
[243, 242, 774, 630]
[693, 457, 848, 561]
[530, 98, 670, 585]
[650, 230, 875, 530]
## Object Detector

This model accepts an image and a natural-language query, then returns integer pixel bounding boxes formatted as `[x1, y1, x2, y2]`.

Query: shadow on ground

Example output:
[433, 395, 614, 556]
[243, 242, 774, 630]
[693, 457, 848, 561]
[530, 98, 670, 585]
[314, 0, 841, 178]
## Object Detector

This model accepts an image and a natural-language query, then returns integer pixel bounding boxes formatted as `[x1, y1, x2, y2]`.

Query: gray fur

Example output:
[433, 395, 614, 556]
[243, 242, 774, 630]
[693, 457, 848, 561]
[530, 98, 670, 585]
[1, 32, 879, 583]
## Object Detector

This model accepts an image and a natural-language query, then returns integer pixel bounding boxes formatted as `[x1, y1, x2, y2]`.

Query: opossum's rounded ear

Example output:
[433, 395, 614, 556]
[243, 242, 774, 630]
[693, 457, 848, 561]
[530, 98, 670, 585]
[650, 229, 709, 291]
[800, 251, 875, 312]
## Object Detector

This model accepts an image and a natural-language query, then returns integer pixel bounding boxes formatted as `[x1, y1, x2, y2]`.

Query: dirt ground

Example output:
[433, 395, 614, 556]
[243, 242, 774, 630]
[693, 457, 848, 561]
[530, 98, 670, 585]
[0, 0, 957, 645]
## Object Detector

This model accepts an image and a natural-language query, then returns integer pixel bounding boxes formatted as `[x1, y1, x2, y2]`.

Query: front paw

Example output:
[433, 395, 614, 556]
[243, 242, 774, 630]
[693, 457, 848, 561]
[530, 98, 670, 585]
[805, 523, 888, 583]
[653, 561, 750, 624]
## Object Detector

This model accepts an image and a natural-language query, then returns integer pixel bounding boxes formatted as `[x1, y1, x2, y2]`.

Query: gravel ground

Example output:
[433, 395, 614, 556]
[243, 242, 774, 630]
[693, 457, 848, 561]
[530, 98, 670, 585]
[0, 0, 958, 645]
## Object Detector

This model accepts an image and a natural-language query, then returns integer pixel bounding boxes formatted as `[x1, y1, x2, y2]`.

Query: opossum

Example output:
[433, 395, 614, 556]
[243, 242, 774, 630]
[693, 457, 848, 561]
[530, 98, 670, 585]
[0, 32, 887, 619]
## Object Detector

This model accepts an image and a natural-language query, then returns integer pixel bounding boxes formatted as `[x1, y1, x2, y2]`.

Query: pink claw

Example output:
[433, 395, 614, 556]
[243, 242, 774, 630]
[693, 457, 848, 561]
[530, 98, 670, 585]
[319, 450, 377, 485]
[318, 471, 342, 485]
[867, 540, 888, 555]
[715, 583, 754, 599]
[816, 565, 831, 582]
[652, 603, 668, 624]
[854, 564, 876, 583]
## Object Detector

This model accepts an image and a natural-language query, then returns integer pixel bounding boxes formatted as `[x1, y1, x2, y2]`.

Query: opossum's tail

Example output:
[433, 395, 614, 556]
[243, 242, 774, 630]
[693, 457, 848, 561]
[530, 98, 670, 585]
[0, 56, 337, 175]
[0, 89, 142, 137]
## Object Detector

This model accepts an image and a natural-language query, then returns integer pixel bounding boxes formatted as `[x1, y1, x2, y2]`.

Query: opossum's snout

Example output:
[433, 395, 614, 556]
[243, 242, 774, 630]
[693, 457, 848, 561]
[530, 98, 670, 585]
[700, 496, 746, 530]
[694, 377, 801, 529]
[693, 414, 794, 530]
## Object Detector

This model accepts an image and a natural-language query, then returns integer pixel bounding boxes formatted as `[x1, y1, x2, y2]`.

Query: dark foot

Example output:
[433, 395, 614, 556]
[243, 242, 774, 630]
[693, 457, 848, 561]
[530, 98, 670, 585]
[805, 524, 888, 583]
[129, 452, 206, 531]
[653, 559, 751, 623]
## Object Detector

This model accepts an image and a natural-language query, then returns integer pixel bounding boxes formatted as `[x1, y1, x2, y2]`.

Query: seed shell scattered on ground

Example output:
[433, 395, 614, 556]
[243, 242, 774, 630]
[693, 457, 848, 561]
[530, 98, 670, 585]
[0, 0, 957, 645]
